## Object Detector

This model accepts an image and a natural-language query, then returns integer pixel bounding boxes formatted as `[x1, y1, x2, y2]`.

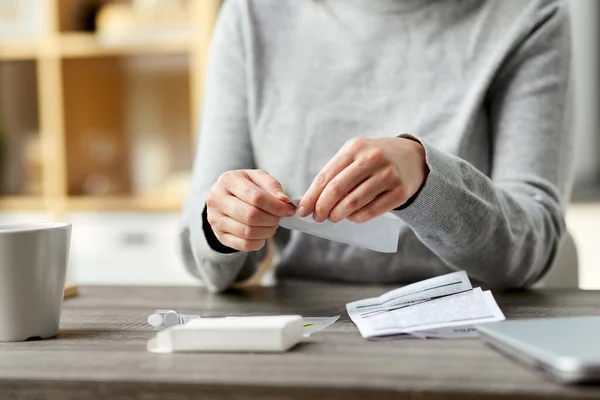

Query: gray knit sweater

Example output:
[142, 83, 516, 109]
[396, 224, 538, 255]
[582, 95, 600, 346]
[180, 0, 573, 292]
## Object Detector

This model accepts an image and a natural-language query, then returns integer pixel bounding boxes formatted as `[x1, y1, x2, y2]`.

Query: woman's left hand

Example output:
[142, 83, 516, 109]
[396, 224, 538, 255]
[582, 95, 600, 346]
[297, 137, 429, 223]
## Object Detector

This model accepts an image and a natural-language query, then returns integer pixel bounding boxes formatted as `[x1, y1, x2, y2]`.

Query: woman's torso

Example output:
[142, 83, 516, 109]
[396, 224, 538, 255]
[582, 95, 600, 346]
[233, 0, 550, 283]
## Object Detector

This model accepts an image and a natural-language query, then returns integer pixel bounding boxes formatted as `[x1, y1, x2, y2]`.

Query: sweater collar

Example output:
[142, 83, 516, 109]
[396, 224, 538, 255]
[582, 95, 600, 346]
[327, 0, 439, 13]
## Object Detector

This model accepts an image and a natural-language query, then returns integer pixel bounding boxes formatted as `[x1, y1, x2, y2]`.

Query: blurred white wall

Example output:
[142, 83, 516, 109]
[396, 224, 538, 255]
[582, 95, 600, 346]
[570, 0, 600, 184]
[567, 1, 600, 289]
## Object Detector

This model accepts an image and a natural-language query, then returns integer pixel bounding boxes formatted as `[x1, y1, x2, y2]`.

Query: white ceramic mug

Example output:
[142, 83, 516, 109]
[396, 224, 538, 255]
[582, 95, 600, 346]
[0, 223, 71, 341]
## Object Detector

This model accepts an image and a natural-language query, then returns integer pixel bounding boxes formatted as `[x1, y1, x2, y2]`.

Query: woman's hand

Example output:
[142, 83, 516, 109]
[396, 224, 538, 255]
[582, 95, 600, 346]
[206, 170, 296, 252]
[298, 137, 429, 223]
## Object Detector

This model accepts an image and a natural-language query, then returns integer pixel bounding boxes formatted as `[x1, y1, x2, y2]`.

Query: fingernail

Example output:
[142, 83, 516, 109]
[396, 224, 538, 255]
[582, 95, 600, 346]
[287, 207, 296, 216]
[277, 191, 290, 201]
[298, 206, 307, 217]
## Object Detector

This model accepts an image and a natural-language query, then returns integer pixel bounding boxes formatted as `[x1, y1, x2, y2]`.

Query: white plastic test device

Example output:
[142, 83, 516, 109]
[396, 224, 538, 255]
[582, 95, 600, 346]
[147, 315, 304, 353]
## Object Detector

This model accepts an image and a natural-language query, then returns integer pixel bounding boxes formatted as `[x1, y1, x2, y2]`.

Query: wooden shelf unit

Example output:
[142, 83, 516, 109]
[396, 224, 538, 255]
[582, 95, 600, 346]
[56, 33, 191, 58]
[0, 0, 222, 218]
[66, 196, 183, 212]
[0, 36, 191, 61]
[0, 197, 46, 211]
[0, 41, 39, 61]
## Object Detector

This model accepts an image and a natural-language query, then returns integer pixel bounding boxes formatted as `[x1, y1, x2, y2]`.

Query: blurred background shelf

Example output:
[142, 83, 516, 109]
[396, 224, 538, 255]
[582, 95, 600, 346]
[0, 41, 38, 60]
[0, 0, 220, 285]
[66, 196, 183, 212]
[0, 0, 217, 215]
[0, 196, 45, 211]
[56, 33, 191, 58]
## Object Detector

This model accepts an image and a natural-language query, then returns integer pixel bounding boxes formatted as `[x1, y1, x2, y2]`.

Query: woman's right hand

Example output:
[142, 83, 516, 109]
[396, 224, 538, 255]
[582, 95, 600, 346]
[206, 170, 296, 252]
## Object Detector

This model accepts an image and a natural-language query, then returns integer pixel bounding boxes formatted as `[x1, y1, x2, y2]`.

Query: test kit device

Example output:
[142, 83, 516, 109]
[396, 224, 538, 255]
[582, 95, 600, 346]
[147, 315, 304, 353]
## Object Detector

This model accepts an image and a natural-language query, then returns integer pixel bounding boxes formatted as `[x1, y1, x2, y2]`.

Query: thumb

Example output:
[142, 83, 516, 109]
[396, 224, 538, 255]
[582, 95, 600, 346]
[246, 170, 291, 202]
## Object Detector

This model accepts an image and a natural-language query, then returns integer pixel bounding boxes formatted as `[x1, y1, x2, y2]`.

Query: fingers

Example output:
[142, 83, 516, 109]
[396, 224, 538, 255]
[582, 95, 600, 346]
[311, 162, 372, 222]
[219, 194, 282, 227]
[328, 175, 388, 223]
[299, 137, 418, 223]
[207, 169, 296, 253]
[218, 233, 266, 252]
[206, 205, 268, 252]
[247, 170, 291, 202]
[348, 187, 405, 223]
[206, 194, 275, 252]
[219, 171, 295, 218]
[298, 149, 353, 217]
[209, 213, 277, 240]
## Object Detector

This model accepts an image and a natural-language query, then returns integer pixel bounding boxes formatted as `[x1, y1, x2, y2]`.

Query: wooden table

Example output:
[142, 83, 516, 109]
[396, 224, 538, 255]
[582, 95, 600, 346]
[1, 281, 600, 399]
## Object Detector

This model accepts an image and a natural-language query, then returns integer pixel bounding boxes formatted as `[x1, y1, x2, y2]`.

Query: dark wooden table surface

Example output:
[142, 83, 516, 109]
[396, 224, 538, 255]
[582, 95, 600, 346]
[1, 280, 600, 400]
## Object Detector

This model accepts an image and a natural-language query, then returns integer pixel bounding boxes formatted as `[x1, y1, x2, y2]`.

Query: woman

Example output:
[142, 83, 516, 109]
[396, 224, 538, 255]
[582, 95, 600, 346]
[180, 0, 572, 293]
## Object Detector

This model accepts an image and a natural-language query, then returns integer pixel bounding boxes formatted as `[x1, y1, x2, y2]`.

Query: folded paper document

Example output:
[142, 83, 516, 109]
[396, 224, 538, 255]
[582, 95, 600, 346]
[346, 271, 505, 339]
[279, 200, 403, 253]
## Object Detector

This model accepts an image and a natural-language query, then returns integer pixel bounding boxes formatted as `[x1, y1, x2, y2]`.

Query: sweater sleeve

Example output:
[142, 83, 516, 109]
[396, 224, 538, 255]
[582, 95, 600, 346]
[180, 0, 266, 293]
[394, 1, 573, 288]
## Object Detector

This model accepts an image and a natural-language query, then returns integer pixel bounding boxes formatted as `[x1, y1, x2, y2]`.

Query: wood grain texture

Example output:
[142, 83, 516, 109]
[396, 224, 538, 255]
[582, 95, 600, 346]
[62, 56, 130, 196]
[1, 281, 600, 400]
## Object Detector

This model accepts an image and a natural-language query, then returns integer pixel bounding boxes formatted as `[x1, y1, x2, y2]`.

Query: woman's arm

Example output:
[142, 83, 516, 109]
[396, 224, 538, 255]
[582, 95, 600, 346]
[299, 0, 572, 288]
[395, 1, 573, 288]
[180, 0, 263, 292]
